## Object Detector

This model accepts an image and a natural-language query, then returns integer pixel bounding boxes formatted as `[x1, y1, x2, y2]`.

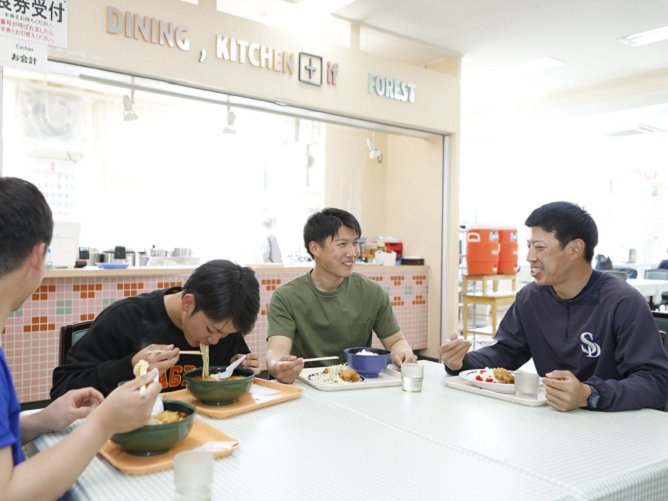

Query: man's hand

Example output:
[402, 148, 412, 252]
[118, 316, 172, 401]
[391, 351, 417, 368]
[232, 353, 261, 375]
[273, 356, 304, 384]
[438, 331, 472, 371]
[93, 369, 162, 435]
[131, 344, 179, 375]
[40, 388, 104, 432]
[543, 370, 592, 412]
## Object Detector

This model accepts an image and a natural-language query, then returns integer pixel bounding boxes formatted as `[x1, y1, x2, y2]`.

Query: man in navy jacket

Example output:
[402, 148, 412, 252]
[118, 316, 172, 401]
[441, 202, 668, 412]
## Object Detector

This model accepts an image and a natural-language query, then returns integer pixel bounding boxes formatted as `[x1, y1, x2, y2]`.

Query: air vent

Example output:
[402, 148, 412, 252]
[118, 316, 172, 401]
[604, 124, 665, 137]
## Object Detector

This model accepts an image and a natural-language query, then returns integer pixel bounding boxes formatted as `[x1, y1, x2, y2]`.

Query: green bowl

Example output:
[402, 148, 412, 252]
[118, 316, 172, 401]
[110, 400, 196, 456]
[184, 366, 255, 406]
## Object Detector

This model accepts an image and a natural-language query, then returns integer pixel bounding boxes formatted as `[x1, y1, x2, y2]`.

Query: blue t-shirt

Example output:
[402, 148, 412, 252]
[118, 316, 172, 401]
[0, 347, 24, 465]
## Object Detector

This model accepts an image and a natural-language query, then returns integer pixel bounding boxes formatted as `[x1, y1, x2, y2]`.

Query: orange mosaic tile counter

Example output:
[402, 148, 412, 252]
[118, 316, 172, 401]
[2, 265, 429, 403]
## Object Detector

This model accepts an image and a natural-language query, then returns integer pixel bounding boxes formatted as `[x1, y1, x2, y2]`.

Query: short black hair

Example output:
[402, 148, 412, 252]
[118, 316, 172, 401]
[182, 260, 260, 334]
[303, 208, 362, 257]
[525, 202, 598, 263]
[0, 177, 53, 278]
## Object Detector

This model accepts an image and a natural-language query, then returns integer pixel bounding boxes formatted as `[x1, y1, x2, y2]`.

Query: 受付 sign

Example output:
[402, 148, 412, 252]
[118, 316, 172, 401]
[0, 0, 68, 48]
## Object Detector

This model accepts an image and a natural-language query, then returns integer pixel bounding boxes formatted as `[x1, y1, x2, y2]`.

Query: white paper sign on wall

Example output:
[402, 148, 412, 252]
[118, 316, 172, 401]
[0, 34, 47, 73]
[0, 0, 68, 49]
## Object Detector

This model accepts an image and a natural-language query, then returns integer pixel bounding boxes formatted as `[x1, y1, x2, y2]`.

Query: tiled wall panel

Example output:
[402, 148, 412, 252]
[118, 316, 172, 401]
[2, 270, 429, 403]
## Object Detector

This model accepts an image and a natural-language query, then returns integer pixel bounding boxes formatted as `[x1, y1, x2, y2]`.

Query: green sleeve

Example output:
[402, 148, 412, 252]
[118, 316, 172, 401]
[371, 282, 401, 339]
[267, 289, 297, 340]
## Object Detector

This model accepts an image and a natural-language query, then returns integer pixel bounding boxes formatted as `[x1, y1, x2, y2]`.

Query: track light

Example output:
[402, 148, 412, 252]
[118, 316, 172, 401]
[367, 131, 382, 162]
[123, 88, 138, 121]
[223, 104, 236, 135]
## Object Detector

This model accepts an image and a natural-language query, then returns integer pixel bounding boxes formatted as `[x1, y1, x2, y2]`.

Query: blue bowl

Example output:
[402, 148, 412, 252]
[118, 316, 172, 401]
[344, 347, 391, 378]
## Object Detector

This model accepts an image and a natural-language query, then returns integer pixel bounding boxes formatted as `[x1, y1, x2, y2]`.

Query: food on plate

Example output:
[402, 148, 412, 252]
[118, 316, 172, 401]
[473, 368, 515, 384]
[493, 367, 515, 384]
[310, 364, 362, 384]
[339, 368, 361, 382]
[147, 410, 188, 426]
[193, 375, 246, 381]
[356, 349, 379, 356]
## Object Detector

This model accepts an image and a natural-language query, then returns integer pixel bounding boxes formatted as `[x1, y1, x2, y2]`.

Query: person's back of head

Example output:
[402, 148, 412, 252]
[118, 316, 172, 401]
[182, 260, 260, 334]
[0, 177, 53, 278]
[525, 201, 598, 263]
[303, 208, 361, 257]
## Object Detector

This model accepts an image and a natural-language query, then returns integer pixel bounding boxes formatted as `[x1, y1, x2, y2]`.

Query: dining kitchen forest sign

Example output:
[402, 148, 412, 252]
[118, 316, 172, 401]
[105, 6, 338, 89]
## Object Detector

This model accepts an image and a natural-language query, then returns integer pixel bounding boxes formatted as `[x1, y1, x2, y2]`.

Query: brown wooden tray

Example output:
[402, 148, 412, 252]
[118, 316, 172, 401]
[167, 378, 303, 418]
[99, 418, 240, 475]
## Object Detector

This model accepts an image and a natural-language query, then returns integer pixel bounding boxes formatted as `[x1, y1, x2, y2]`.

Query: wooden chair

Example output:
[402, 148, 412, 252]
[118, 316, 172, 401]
[462, 274, 517, 339]
[58, 320, 94, 366]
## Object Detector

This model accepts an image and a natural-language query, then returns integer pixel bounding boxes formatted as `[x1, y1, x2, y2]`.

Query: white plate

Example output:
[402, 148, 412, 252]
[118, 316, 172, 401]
[298, 367, 401, 391]
[307, 372, 366, 385]
[460, 369, 516, 393]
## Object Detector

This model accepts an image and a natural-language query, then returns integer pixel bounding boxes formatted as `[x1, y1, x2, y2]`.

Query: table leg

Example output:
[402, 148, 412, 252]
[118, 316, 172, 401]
[463, 299, 469, 340]
[492, 303, 497, 338]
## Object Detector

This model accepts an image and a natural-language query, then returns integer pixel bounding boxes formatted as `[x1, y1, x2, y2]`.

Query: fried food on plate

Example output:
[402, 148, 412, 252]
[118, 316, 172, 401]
[493, 367, 515, 384]
[339, 368, 361, 382]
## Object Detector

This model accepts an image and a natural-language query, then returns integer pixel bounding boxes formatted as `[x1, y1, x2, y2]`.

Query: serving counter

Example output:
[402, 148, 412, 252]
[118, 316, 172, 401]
[2, 265, 429, 403]
[26, 361, 668, 500]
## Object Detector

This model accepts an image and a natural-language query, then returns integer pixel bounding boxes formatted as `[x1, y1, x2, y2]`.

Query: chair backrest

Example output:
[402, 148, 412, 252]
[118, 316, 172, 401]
[646, 269, 668, 280]
[58, 320, 94, 366]
[653, 312, 668, 344]
[602, 270, 627, 281]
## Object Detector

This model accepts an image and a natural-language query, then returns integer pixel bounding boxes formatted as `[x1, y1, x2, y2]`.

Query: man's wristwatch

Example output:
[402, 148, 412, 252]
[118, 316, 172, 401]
[586, 384, 601, 410]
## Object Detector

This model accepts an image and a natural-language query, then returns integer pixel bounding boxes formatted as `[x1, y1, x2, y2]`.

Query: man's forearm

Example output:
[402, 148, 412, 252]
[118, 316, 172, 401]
[19, 411, 54, 445]
[387, 338, 412, 355]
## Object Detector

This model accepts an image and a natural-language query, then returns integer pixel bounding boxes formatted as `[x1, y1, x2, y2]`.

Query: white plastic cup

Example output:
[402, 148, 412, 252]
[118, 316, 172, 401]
[514, 372, 540, 400]
[174, 451, 214, 501]
[401, 363, 424, 392]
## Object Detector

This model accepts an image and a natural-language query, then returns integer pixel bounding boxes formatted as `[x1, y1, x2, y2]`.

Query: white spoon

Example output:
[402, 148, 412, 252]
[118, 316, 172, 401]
[212, 355, 247, 380]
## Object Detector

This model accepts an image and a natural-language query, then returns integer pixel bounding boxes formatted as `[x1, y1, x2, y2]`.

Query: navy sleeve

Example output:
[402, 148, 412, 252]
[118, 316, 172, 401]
[584, 295, 668, 411]
[445, 300, 532, 375]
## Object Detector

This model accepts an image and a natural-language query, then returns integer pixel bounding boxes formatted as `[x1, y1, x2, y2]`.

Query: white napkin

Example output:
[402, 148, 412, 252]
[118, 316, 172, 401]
[248, 384, 281, 396]
[192, 441, 238, 453]
[150, 372, 164, 415]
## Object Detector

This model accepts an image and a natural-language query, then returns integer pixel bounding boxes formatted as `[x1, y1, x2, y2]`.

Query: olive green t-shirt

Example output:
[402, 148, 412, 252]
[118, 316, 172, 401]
[267, 271, 401, 366]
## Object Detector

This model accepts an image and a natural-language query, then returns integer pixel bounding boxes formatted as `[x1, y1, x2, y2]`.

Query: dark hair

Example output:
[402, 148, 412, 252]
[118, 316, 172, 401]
[303, 208, 362, 257]
[0, 177, 53, 278]
[525, 202, 598, 263]
[182, 260, 260, 334]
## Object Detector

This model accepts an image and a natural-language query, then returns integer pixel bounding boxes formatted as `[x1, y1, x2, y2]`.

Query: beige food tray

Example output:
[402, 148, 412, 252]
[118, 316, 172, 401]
[99, 418, 239, 475]
[444, 376, 547, 406]
[299, 367, 402, 391]
[167, 378, 303, 418]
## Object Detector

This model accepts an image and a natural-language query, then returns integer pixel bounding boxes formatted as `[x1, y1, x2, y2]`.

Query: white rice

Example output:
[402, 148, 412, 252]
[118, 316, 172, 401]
[356, 349, 379, 356]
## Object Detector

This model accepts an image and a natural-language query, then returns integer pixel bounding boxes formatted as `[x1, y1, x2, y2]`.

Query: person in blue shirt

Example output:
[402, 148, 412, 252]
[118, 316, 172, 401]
[0, 177, 161, 500]
[440, 202, 668, 412]
[658, 249, 668, 270]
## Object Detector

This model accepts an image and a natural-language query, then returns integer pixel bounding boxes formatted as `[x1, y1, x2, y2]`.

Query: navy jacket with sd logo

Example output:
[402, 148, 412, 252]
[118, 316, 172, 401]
[448, 271, 668, 411]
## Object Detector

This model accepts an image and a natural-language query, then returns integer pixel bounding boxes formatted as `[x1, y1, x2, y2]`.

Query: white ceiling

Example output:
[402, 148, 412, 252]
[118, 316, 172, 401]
[215, 0, 668, 129]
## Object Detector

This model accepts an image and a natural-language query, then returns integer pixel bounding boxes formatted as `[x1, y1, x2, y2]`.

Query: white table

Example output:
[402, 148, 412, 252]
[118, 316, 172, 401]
[27, 362, 668, 500]
[627, 278, 668, 306]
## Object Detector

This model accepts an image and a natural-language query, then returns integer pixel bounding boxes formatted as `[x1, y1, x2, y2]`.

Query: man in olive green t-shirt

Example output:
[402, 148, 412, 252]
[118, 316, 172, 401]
[266, 208, 417, 383]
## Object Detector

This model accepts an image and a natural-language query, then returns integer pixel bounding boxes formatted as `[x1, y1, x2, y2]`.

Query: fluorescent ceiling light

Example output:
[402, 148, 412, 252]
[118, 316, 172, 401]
[618, 25, 668, 47]
[499, 57, 564, 78]
[264, 0, 358, 28]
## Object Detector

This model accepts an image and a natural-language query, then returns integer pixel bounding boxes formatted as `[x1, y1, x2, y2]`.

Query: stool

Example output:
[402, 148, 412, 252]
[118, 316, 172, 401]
[462, 274, 517, 339]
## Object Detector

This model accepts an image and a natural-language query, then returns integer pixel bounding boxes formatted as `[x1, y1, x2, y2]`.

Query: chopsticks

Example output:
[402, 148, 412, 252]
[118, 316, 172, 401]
[147, 350, 202, 355]
[302, 356, 339, 363]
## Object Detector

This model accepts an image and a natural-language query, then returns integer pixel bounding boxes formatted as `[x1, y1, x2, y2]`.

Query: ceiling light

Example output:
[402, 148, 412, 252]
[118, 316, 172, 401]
[264, 0, 358, 28]
[499, 57, 564, 78]
[223, 104, 236, 135]
[367, 131, 382, 162]
[122, 88, 138, 121]
[618, 25, 668, 47]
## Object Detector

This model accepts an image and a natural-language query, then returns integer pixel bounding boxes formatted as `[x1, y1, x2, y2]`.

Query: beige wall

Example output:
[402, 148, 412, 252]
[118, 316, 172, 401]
[46, 0, 462, 355]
